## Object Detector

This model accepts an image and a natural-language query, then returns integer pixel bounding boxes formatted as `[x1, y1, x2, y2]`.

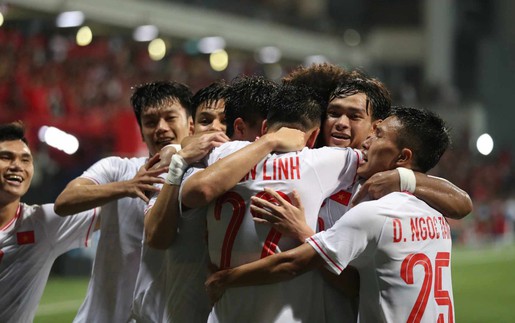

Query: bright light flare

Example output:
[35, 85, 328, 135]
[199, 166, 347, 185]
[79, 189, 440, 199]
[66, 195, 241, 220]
[38, 126, 79, 155]
[476, 133, 494, 156]
[148, 38, 166, 61]
[76, 26, 92, 46]
[210, 49, 228, 71]
[56, 11, 85, 28]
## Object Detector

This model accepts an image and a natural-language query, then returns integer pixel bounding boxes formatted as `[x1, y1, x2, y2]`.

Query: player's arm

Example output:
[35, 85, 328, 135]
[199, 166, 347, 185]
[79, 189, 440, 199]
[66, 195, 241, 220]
[54, 154, 165, 216]
[251, 188, 359, 297]
[145, 132, 229, 249]
[206, 243, 323, 303]
[181, 127, 305, 209]
[352, 169, 472, 219]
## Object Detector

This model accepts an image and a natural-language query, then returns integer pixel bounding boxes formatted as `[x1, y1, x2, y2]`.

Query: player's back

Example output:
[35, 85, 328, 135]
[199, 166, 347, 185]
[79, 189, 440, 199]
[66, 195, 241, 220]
[357, 192, 455, 323]
[205, 141, 361, 323]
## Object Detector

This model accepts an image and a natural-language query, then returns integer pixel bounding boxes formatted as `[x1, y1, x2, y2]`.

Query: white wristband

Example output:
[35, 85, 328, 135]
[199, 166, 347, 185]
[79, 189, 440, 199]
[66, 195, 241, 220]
[397, 167, 416, 193]
[163, 144, 181, 152]
[165, 153, 189, 185]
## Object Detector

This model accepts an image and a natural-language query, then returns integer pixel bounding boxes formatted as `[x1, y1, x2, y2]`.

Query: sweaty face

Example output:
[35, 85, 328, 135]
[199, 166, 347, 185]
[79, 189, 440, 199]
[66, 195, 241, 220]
[0, 140, 34, 201]
[323, 93, 373, 149]
[357, 116, 402, 179]
[140, 99, 193, 156]
[194, 99, 227, 134]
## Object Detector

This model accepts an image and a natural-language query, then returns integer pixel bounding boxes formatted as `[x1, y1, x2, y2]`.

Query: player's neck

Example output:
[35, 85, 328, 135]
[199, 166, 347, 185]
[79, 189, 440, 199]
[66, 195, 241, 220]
[0, 199, 21, 229]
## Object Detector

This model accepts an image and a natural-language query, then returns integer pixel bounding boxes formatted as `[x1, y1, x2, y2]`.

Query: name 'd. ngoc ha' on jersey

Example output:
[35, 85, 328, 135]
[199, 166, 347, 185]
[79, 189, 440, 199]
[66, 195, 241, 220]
[392, 216, 452, 243]
[240, 156, 301, 182]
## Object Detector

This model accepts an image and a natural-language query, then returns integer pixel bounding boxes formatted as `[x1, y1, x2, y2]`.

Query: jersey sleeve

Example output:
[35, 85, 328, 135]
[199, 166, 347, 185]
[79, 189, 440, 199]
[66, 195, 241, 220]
[205, 141, 252, 166]
[307, 200, 386, 275]
[40, 204, 99, 256]
[80, 156, 132, 184]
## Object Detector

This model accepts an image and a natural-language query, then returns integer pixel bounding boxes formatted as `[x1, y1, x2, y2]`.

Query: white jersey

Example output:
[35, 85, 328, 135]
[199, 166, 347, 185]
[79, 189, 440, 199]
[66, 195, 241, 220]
[0, 203, 97, 323]
[204, 141, 361, 323]
[315, 182, 363, 323]
[73, 156, 147, 323]
[308, 192, 454, 323]
[130, 168, 210, 323]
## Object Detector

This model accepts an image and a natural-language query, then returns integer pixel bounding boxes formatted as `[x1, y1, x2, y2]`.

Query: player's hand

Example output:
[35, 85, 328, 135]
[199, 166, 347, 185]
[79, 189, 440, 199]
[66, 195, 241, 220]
[125, 155, 166, 202]
[351, 169, 399, 206]
[267, 127, 305, 152]
[250, 188, 314, 242]
[205, 269, 229, 305]
[179, 131, 229, 164]
[149, 145, 179, 171]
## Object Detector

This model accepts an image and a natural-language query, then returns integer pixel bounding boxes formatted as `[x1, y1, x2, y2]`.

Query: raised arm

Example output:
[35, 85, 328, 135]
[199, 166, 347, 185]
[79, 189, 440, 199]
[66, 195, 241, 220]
[352, 170, 472, 219]
[54, 154, 165, 216]
[145, 132, 229, 249]
[181, 128, 306, 209]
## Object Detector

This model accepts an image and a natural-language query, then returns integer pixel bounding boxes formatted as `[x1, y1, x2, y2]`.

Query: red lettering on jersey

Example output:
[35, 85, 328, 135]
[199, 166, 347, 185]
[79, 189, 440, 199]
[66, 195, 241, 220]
[290, 156, 300, 179]
[393, 219, 403, 243]
[278, 157, 289, 180]
[419, 218, 428, 240]
[411, 218, 421, 241]
[329, 190, 351, 206]
[263, 158, 272, 180]
[17, 231, 35, 245]
[427, 217, 436, 239]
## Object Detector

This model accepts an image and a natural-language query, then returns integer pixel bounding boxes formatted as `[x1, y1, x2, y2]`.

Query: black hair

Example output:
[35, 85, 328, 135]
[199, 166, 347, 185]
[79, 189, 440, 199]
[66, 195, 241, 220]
[130, 81, 193, 128]
[224, 75, 278, 137]
[266, 84, 323, 132]
[282, 63, 350, 104]
[390, 106, 451, 173]
[191, 81, 229, 121]
[0, 121, 28, 146]
[331, 70, 391, 121]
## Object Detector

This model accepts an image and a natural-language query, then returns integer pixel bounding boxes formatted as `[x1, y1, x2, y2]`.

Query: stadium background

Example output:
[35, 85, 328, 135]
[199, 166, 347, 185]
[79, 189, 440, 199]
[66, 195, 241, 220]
[1, 0, 514, 322]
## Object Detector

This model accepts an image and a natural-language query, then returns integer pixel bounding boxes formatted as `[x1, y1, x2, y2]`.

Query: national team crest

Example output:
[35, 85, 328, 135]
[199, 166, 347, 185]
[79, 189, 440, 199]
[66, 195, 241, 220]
[329, 190, 352, 206]
[16, 231, 35, 245]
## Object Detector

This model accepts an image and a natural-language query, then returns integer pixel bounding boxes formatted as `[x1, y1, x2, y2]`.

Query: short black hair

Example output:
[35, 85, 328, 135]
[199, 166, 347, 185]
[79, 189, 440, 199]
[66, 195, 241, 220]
[282, 63, 350, 104]
[130, 81, 193, 128]
[331, 70, 391, 121]
[266, 84, 323, 132]
[191, 81, 229, 122]
[0, 121, 28, 146]
[224, 75, 278, 137]
[390, 106, 451, 173]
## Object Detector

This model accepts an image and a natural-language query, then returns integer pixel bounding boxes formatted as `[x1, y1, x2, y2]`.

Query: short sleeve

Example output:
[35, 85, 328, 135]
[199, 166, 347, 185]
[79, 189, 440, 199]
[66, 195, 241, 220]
[307, 201, 386, 274]
[80, 156, 132, 184]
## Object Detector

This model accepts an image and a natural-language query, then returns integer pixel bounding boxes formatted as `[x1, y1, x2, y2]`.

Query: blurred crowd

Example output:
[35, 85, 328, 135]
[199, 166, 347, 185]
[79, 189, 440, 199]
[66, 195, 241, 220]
[1, 26, 513, 246]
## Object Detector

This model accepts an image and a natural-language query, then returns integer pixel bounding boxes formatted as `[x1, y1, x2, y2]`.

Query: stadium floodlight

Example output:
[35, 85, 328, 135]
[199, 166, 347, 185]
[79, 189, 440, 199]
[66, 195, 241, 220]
[0, 12, 4, 27]
[133, 25, 159, 42]
[476, 133, 494, 156]
[198, 36, 226, 54]
[56, 11, 85, 28]
[148, 38, 167, 61]
[209, 49, 228, 71]
[38, 126, 80, 155]
[256, 46, 282, 64]
[76, 26, 93, 46]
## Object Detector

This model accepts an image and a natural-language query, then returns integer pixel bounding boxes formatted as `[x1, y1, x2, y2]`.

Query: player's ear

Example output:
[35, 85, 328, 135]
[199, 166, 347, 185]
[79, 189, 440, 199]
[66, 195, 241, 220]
[396, 148, 412, 167]
[306, 128, 320, 148]
[233, 118, 246, 138]
[261, 119, 268, 135]
[187, 116, 194, 136]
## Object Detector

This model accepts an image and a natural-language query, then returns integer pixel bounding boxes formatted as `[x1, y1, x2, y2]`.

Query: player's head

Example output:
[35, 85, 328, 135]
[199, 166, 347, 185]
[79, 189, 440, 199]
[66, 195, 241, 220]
[358, 106, 450, 179]
[320, 70, 391, 149]
[131, 81, 194, 155]
[282, 63, 349, 105]
[224, 75, 278, 141]
[191, 81, 228, 134]
[0, 121, 34, 201]
[264, 84, 323, 148]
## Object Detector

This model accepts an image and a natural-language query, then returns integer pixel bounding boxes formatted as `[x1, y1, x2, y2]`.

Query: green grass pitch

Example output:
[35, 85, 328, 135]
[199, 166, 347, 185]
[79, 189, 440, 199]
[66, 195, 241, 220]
[34, 244, 515, 322]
